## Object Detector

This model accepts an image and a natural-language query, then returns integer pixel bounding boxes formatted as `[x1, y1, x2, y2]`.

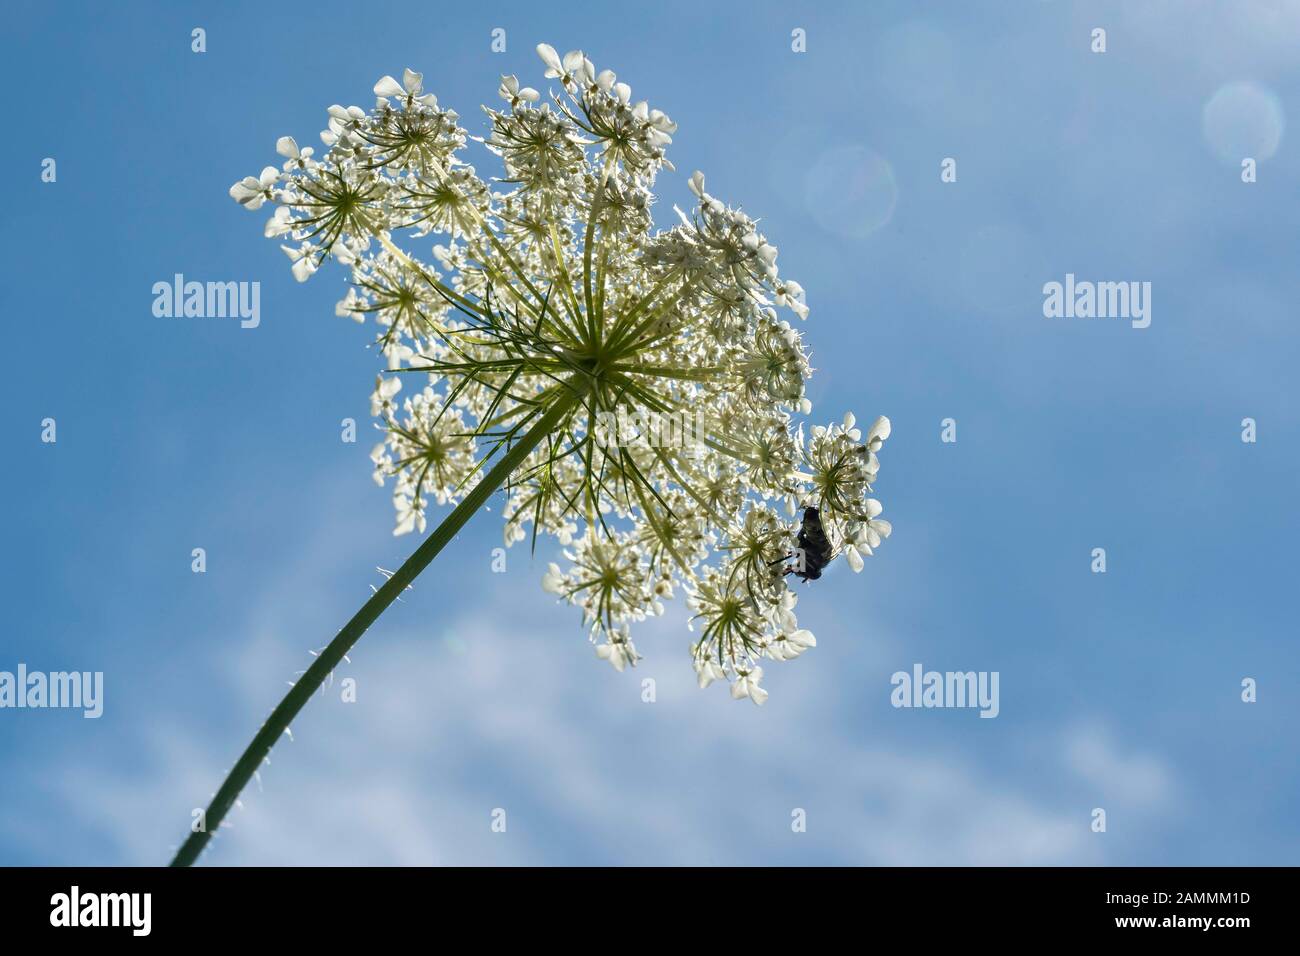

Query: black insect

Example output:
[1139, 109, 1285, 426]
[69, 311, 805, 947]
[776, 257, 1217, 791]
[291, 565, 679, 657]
[784, 507, 835, 582]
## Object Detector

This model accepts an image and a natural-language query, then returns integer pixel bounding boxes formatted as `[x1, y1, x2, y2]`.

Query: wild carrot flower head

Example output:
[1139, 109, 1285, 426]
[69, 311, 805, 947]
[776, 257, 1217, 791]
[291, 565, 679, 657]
[230, 44, 891, 703]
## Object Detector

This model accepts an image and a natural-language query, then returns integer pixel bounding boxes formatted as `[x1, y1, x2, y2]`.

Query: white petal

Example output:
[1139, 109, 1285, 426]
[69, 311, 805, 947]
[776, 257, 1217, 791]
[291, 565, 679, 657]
[291, 256, 316, 282]
[373, 75, 404, 98]
[536, 43, 562, 71]
[541, 563, 566, 594]
[264, 207, 292, 238]
[649, 110, 677, 133]
[229, 178, 263, 208]
[791, 629, 816, 649]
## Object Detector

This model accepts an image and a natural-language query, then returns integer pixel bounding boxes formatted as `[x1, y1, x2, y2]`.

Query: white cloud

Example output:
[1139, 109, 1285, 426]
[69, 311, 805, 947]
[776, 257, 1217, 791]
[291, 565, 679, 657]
[36, 600, 1167, 865]
[1064, 722, 1177, 811]
[19, 479, 1179, 866]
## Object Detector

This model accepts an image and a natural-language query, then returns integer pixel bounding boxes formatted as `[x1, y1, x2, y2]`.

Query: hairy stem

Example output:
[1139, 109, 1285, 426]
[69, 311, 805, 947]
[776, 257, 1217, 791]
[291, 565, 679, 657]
[170, 381, 585, 866]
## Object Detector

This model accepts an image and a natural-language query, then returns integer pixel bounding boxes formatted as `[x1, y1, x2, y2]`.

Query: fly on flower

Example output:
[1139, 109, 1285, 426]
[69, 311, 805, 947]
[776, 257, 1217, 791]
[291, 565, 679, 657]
[228, 42, 893, 705]
[781, 507, 834, 582]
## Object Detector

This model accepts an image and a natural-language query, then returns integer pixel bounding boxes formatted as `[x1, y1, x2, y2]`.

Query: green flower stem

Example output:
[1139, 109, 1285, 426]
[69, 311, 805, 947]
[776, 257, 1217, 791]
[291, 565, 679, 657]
[170, 381, 585, 867]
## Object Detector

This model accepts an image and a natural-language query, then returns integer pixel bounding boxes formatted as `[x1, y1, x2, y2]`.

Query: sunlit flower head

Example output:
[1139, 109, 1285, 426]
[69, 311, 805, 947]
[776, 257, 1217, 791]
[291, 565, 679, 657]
[230, 43, 892, 702]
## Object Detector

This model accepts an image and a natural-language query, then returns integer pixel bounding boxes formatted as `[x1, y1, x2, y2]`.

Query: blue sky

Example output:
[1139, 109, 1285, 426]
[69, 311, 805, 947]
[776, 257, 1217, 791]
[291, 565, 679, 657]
[2, 0, 1297, 865]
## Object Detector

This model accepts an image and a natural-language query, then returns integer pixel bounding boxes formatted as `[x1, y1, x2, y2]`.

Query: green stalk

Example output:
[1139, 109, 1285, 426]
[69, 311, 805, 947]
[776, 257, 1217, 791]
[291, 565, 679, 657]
[170, 381, 585, 866]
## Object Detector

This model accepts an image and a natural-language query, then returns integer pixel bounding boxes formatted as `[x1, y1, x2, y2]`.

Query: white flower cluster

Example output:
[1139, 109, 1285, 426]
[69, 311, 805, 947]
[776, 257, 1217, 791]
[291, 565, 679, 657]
[230, 44, 892, 704]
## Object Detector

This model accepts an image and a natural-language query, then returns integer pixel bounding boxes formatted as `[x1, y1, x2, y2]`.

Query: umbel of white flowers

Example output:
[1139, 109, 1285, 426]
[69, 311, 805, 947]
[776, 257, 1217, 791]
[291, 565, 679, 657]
[230, 43, 891, 704]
